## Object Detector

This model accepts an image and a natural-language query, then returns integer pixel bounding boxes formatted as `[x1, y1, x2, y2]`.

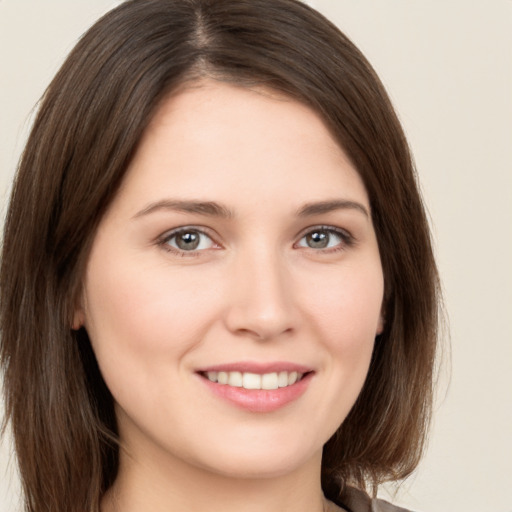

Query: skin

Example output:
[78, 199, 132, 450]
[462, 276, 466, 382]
[75, 80, 384, 512]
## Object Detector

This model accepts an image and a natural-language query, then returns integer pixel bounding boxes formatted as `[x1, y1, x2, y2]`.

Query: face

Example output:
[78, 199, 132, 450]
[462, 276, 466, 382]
[76, 80, 384, 480]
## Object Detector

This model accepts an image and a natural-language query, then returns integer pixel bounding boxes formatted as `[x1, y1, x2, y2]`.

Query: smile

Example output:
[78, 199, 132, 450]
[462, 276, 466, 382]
[196, 364, 314, 413]
[203, 370, 304, 390]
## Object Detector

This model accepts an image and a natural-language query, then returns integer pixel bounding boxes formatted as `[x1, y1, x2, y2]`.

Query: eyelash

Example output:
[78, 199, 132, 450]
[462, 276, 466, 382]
[157, 226, 218, 258]
[295, 225, 355, 254]
[157, 225, 355, 257]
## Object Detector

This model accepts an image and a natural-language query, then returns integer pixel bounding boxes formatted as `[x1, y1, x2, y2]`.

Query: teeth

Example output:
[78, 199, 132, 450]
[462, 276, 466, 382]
[204, 370, 304, 390]
[243, 372, 261, 389]
[278, 371, 288, 387]
[228, 371, 243, 387]
[261, 372, 278, 390]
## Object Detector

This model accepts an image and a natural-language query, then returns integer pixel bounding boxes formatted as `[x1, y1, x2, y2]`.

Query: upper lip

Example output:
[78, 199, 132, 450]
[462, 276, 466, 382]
[196, 361, 313, 374]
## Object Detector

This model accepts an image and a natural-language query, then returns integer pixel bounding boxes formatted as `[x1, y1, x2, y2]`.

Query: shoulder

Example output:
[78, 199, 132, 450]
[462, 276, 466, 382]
[336, 486, 415, 512]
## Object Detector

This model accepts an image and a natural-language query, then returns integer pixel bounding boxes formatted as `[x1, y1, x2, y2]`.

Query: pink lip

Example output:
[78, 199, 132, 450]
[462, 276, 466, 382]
[195, 362, 314, 413]
[196, 361, 313, 374]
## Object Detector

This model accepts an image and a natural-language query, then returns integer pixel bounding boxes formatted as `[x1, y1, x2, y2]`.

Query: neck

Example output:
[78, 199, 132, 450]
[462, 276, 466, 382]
[102, 443, 330, 512]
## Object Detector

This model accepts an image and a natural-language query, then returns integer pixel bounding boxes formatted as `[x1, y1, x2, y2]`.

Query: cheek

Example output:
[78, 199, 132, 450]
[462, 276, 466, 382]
[82, 258, 228, 431]
[82, 252, 221, 383]
[288, 260, 384, 435]
[300, 260, 383, 392]
[301, 260, 384, 345]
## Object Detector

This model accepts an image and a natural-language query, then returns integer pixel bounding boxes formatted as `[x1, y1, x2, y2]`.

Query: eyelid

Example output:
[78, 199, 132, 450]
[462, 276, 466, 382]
[156, 225, 222, 256]
[155, 224, 355, 256]
[294, 225, 355, 251]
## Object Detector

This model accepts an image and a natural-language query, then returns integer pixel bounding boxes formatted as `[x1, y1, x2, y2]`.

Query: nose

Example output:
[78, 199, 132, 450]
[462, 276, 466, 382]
[223, 248, 299, 341]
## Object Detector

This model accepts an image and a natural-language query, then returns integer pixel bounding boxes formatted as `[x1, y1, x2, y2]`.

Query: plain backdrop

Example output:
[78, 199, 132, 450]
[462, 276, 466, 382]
[1, 1, 511, 511]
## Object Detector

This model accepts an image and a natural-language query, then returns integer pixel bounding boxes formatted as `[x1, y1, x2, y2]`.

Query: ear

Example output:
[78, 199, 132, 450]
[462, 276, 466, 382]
[72, 295, 85, 330]
[72, 308, 85, 330]
[376, 307, 385, 336]
[376, 315, 385, 335]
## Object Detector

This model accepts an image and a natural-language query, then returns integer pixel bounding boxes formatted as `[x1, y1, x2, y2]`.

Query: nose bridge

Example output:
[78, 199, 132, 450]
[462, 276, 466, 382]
[225, 242, 297, 340]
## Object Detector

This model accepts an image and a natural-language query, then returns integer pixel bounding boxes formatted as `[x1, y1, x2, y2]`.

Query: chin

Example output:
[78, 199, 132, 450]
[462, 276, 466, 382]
[182, 434, 323, 481]
[197, 451, 318, 480]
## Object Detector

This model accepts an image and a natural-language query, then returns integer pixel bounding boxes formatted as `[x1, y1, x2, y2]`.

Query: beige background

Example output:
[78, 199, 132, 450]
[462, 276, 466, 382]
[1, 1, 511, 511]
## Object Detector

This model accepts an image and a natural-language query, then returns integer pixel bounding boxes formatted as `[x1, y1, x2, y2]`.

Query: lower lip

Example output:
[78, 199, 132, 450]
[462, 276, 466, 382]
[198, 373, 313, 413]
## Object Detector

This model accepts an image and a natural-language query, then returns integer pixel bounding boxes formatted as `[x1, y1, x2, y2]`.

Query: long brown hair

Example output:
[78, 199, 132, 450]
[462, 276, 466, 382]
[0, 1, 440, 511]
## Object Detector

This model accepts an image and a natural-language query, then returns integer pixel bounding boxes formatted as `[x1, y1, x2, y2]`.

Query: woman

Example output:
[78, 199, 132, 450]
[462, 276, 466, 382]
[0, 1, 440, 511]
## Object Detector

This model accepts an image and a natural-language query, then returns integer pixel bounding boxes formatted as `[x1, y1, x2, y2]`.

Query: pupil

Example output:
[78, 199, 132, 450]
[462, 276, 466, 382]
[307, 231, 328, 249]
[177, 231, 200, 250]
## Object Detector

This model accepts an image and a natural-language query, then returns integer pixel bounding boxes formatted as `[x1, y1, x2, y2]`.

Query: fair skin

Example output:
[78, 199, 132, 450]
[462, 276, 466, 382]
[75, 80, 384, 512]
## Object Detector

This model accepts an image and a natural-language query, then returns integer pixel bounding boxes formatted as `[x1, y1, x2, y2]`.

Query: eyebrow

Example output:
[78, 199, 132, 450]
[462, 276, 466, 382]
[133, 199, 234, 219]
[133, 198, 369, 220]
[297, 199, 369, 218]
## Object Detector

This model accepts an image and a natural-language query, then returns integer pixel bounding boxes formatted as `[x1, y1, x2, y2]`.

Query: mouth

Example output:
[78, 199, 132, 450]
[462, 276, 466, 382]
[196, 364, 314, 413]
[200, 370, 307, 390]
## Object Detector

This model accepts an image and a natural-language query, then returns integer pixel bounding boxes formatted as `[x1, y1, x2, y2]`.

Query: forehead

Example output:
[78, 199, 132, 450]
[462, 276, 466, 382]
[113, 79, 369, 216]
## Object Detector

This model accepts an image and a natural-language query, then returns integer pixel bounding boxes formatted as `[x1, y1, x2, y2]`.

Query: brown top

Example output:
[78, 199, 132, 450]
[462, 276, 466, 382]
[335, 486, 413, 512]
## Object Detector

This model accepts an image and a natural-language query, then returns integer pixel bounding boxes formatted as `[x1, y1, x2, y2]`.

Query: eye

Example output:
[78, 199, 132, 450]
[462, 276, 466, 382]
[161, 228, 217, 253]
[296, 227, 352, 251]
